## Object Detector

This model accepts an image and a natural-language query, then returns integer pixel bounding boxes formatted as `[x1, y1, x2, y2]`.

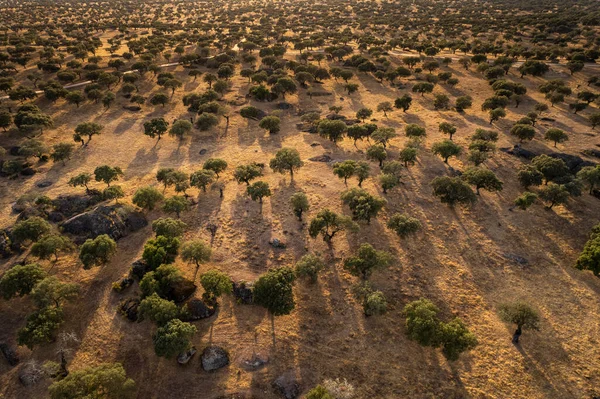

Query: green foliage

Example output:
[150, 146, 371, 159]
[254, 267, 296, 316]
[17, 306, 64, 349]
[318, 119, 347, 143]
[196, 113, 219, 131]
[200, 269, 231, 301]
[295, 254, 325, 283]
[79, 234, 117, 269]
[431, 176, 477, 206]
[371, 127, 396, 148]
[48, 363, 135, 399]
[510, 124, 536, 142]
[143, 236, 180, 269]
[143, 118, 169, 141]
[366, 144, 387, 167]
[169, 120, 193, 140]
[247, 181, 272, 203]
[163, 196, 189, 217]
[259, 115, 281, 134]
[306, 385, 334, 399]
[152, 218, 187, 239]
[577, 165, 600, 194]
[74, 122, 103, 144]
[405, 123, 426, 138]
[517, 166, 544, 188]
[50, 143, 74, 165]
[363, 291, 387, 316]
[139, 293, 180, 325]
[514, 192, 538, 210]
[531, 155, 569, 184]
[538, 183, 570, 209]
[343, 243, 391, 280]
[203, 158, 228, 178]
[404, 298, 441, 346]
[290, 192, 310, 221]
[462, 167, 503, 195]
[153, 319, 197, 358]
[0, 263, 46, 300]
[575, 224, 600, 276]
[379, 173, 400, 194]
[432, 140, 461, 163]
[31, 234, 74, 260]
[68, 173, 92, 192]
[140, 264, 183, 298]
[309, 209, 358, 243]
[12, 216, 52, 245]
[270, 148, 304, 177]
[190, 169, 216, 192]
[498, 301, 540, 330]
[437, 318, 478, 361]
[132, 186, 164, 211]
[31, 276, 79, 308]
[333, 160, 357, 184]
[387, 213, 421, 238]
[181, 240, 211, 267]
[399, 146, 418, 167]
[234, 163, 263, 185]
[94, 165, 123, 187]
[340, 188, 386, 223]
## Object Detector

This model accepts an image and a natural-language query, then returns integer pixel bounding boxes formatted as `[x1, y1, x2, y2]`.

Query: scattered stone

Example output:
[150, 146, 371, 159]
[503, 253, 529, 266]
[47, 211, 64, 223]
[177, 347, 197, 365]
[501, 145, 538, 160]
[36, 180, 53, 188]
[549, 152, 595, 174]
[16, 205, 45, 221]
[0, 343, 19, 366]
[113, 277, 134, 292]
[61, 204, 148, 244]
[309, 154, 332, 163]
[540, 117, 556, 122]
[122, 105, 142, 112]
[20, 167, 36, 176]
[52, 192, 103, 218]
[447, 166, 463, 177]
[239, 352, 269, 371]
[269, 238, 286, 248]
[119, 298, 140, 322]
[273, 371, 300, 399]
[583, 149, 600, 159]
[326, 113, 346, 121]
[9, 146, 21, 156]
[232, 281, 253, 304]
[310, 142, 320, 147]
[201, 346, 230, 371]
[277, 102, 293, 110]
[308, 91, 332, 97]
[199, 149, 208, 155]
[183, 299, 215, 321]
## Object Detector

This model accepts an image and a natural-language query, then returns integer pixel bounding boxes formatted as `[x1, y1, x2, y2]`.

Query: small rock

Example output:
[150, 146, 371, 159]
[0, 343, 19, 366]
[36, 180, 53, 188]
[119, 298, 140, 321]
[131, 259, 150, 280]
[177, 347, 197, 365]
[201, 346, 230, 371]
[168, 278, 197, 303]
[309, 154, 332, 163]
[277, 102, 293, 110]
[20, 167, 36, 176]
[273, 371, 300, 399]
[199, 149, 208, 155]
[240, 352, 269, 371]
[540, 117, 556, 122]
[232, 281, 253, 304]
[122, 105, 142, 112]
[503, 253, 529, 266]
[501, 145, 538, 160]
[583, 149, 600, 159]
[269, 238, 286, 248]
[310, 142, 320, 147]
[47, 211, 64, 223]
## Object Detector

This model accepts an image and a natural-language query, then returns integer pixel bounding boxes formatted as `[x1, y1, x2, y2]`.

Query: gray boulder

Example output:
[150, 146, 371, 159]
[201, 346, 230, 371]
[177, 347, 197, 365]
[184, 299, 215, 321]
[0, 343, 19, 366]
[61, 205, 147, 244]
[273, 371, 300, 399]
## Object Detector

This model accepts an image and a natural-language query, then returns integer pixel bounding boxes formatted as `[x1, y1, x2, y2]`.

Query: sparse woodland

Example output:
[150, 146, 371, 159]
[0, 0, 600, 398]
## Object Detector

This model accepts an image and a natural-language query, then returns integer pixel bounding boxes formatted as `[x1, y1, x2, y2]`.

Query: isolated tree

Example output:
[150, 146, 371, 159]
[190, 169, 216, 192]
[438, 122, 457, 140]
[399, 146, 418, 167]
[514, 192, 538, 210]
[153, 319, 197, 358]
[68, 173, 92, 193]
[143, 118, 169, 143]
[270, 148, 303, 179]
[163, 196, 189, 218]
[181, 240, 212, 280]
[333, 160, 356, 185]
[12, 217, 52, 245]
[318, 119, 347, 143]
[510, 124, 536, 143]
[104, 185, 125, 203]
[412, 82, 434, 96]
[518, 165, 544, 188]
[31, 235, 74, 261]
[590, 113, 600, 129]
[462, 167, 503, 195]
[437, 318, 478, 361]
[203, 158, 228, 178]
[66, 91, 85, 108]
[247, 181, 272, 204]
[489, 108, 506, 124]
[395, 94, 412, 112]
[544, 128, 568, 147]
[344, 243, 391, 280]
[295, 254, 325, 283]
[575, 224, 600, 276]
[199, 269, 231, 303]
[341, 188, 386, 223]
[371, 127, 396, 148]
[498, 301, 540, 344]
[169, 120, 193, 141]
[431, 176, 477, 206]
[31, 276, 79, 309]
[94, 165, 123, 187]
[142, 235, 180, 270]
[0, 263, 47, 299]
[404, 298, 440, 346]
[74, 122, 103, 145]
[531, 155, 569, 184]
[538, 183, 569, 209]
[354, 161, 370, 187]
[379, 174, 400, 194]
[79, 234, 117, 268]
[49, 363, 136, 399]
[377, 101, 393, 117]
[133, 186, 164, 211]
[405, 124, 426, 138]
[50, 143, 74, 165]
[432, 140, 461, 163]
[18, 307, 65, 349]
[577, 165, 600, 194]
[152, 218, 187, 239]
[356, 108, 373, 122]
[196, 113, 219, 131]
[254, 267, 296, 342]
[309, 209, 358, 243]
[366, 144, 387, 167]
[387, 213, 421, 238]
[290, 192, 310, 221]
[455, 96, 473, 112]
[259, 115, 281, 134]
[234, 163, 263, 185]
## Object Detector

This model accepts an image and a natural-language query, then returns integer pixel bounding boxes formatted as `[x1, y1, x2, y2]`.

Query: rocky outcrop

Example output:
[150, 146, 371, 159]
[232, 281, 253, 304]
[0, 343, 19, 366]
[273, 371, 300, 399]
[61, 204, 147, 243]
[201, 346, 230, 371]
[183, 299, 215, 321]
